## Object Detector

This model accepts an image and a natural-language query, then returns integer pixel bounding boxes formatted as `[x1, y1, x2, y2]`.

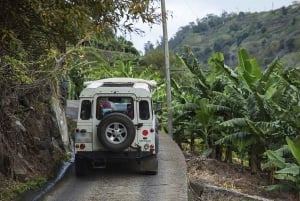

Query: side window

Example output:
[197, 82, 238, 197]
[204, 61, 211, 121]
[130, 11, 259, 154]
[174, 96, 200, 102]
[80, 100, 92, 120]
[139, 100, 150, 120]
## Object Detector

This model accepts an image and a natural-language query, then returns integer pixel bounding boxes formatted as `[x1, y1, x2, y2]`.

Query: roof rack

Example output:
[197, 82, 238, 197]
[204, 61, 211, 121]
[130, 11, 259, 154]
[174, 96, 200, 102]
[84, 77, 157, 88]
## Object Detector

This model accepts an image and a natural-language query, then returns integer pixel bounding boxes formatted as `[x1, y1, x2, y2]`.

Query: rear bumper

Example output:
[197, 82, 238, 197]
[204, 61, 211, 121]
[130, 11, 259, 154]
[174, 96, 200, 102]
[75, 150, 154, 160]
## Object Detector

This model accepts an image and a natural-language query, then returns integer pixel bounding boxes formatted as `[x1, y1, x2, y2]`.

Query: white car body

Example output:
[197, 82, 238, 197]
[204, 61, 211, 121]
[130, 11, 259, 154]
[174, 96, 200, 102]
[74, 78, 159, 175]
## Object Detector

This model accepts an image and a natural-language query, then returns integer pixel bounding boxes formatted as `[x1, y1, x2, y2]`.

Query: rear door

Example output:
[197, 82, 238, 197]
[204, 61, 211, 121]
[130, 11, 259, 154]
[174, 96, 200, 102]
[92, 94, 137, 150]
[75, 99, 93, 152]
[136, 99, 154, 151]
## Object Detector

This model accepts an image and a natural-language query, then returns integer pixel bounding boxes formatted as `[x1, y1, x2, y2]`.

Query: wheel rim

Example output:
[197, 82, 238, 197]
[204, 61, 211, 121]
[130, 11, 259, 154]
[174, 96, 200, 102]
[105, 122, 128, 144]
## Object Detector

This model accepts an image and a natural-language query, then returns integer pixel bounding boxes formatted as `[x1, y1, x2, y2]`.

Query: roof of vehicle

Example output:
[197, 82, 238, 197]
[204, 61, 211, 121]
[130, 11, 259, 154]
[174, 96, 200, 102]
[80, 78, 157, 98]
[84, 78, 157, 89]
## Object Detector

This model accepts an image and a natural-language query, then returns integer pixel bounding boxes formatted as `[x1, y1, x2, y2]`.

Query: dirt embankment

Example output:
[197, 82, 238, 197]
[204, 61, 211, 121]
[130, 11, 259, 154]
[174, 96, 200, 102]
[186, 155, 298, 201]
[0, 81, 67, 200]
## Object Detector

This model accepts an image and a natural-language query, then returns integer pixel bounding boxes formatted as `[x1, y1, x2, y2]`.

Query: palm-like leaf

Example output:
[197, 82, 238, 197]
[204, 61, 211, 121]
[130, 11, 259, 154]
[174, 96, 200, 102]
[220, 118, 249, 128]
[276, 165, 300, 176]
[286, 136, 300, 165]
[208, 52, 238, 85]
[173, 48, 300, 181]
[237, 49, 262, 90]
[258, 57, 282, 90]
[264, 150, 286, 169]
[178, 48, 209, 94]
[215, 132, 249, 144]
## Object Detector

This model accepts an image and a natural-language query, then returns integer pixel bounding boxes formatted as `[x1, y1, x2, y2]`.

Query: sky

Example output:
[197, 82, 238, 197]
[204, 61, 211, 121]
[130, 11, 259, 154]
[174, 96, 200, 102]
[126, 0, 296, 54]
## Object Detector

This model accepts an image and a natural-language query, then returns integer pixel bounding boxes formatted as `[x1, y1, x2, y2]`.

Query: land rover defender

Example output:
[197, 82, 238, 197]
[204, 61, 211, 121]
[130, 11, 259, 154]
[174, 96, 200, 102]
[74, 78, 159, 175]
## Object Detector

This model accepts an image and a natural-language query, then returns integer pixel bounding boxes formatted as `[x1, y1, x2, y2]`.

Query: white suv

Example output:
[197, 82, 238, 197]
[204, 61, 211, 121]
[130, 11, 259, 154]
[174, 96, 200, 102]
[74, 78, 159, 175]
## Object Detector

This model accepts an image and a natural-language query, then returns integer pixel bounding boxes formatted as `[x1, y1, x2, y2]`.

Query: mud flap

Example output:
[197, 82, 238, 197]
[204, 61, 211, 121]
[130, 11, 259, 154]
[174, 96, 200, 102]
[75, 155, 88, 176]
[139, 155, 158, 175]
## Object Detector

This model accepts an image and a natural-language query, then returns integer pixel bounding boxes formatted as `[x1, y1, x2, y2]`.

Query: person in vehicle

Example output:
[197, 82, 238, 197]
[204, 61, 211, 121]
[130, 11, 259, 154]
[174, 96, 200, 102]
[97, 98, 113, 119]
[126, 99, 134, 119]
[102, 99, 111, 108]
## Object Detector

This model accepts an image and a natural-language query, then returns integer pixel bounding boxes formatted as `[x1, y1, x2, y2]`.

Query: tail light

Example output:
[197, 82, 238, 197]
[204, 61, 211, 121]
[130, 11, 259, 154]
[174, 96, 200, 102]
[150, 144, 155, 153]
[80, 144, 86, 149]
[75, 143, 86, 150]
[142, 130, 149, 136]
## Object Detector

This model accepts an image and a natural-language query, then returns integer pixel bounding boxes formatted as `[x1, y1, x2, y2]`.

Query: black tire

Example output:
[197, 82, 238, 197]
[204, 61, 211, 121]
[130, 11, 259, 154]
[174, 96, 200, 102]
[75, 155, 88, 176]
[155, 133, 159, 153]
[97, 113, 136, 152]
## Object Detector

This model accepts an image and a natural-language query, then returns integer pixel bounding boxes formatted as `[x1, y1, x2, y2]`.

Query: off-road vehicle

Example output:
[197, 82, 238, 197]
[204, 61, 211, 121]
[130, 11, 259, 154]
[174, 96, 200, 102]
[74, 78, 160, 175]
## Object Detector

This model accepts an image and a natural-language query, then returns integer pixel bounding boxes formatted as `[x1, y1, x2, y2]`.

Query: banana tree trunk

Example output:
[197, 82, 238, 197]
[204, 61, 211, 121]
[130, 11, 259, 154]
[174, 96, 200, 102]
[215, 144, 222, 161]
[190, 133, 195, 153]
[249, 145, 258, 174]
[225, 146, 232, 163]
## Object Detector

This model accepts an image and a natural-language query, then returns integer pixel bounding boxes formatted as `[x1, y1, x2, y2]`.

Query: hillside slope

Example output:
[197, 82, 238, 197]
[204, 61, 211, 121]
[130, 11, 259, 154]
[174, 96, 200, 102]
[0, 80, 68, 200]
[166, 3, 300, 68]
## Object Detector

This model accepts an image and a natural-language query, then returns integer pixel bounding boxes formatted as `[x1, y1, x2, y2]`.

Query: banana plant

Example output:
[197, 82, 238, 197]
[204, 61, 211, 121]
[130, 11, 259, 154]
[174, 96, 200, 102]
[213, 49, 293, 173]
[174, 50, 233, 156]
[263, 136, 300, 200]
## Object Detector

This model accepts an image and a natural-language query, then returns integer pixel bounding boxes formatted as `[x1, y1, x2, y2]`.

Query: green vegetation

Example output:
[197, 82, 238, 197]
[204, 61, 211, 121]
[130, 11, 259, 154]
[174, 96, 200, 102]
[1, 0, 300, 199]
[0, 0, 160, 83]
[169, 47, 300, 197]
[145, 6, 300, 196]
[263, 137, 300, 199]
[160, 4, 300, 68]
[0, 177, 46, 201]
[0, 0, 161, 200]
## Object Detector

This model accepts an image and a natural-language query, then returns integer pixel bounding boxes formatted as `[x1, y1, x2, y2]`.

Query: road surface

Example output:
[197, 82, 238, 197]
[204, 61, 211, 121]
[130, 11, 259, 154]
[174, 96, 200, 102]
[37, 100, 188, 201]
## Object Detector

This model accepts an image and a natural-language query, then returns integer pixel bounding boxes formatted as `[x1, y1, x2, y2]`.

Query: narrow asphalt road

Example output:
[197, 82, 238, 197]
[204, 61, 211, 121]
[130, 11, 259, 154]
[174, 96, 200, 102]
[33, 100, 188, 201]
[39, 132, 188, 201]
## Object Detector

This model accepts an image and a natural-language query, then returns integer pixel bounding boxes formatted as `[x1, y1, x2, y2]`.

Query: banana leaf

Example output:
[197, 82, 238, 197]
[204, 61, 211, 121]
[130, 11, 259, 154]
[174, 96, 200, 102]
[275, 174, 298, 182]
[265, 150, 286, 169]
[286, 136, 300, 165]
[276, 165, 300, 176]
[264, 184, 295, 191]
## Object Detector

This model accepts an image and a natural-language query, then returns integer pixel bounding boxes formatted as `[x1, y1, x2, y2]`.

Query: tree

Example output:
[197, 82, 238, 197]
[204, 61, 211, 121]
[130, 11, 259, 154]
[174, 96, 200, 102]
[172, 47, 300, 178]
[0, 0, 162, 188]
[173, 49, 231, 157]
[0, 0, 161, 99]
[0, 0, 161, 58]
[144, 41, 154, 54]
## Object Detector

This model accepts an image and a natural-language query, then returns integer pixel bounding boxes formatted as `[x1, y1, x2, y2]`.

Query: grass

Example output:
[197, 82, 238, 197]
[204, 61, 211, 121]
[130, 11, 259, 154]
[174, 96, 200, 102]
[0, 177, 47, 201]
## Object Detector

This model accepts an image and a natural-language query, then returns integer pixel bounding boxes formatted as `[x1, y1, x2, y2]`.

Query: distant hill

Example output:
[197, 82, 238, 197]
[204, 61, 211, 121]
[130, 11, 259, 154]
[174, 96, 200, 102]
[163, 3, 300, 69]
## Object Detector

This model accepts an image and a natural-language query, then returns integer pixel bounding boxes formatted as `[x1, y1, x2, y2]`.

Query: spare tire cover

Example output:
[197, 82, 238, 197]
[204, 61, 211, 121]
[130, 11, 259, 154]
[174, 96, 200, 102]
[97, 113, 136, 152]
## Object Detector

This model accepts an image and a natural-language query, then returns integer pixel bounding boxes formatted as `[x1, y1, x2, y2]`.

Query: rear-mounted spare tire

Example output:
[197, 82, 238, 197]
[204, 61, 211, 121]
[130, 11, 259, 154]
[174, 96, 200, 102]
[97, 113, 136, 152]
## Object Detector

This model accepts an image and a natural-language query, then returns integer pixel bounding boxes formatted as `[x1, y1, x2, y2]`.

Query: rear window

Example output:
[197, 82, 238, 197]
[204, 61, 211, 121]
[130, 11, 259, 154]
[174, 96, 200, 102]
[96, 97, 134, 120]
